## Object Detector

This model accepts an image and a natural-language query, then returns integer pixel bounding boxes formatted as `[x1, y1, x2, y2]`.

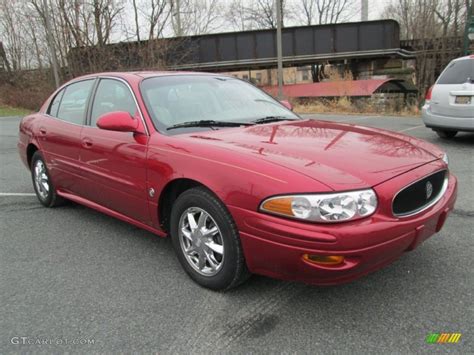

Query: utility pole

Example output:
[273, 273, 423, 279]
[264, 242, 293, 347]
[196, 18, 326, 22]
[464, 0, 474, 55]
[275, 0, 283, 99]
[43, 0, 60, 88]
[361, 0, 368, 21]
[175, 0, 182, 36]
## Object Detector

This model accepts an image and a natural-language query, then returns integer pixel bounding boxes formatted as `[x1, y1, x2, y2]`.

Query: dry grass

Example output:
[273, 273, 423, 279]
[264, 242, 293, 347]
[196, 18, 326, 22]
[291, 66, 420, 117]
[0, 104, 32, 117]
[293, 97, 420, 117]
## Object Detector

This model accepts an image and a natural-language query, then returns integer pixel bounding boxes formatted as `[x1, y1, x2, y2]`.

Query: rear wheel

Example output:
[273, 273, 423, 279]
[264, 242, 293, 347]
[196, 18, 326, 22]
[31, 151, 64, 207]
[170, 187, 250, 290]
[435, 130, 458, 139]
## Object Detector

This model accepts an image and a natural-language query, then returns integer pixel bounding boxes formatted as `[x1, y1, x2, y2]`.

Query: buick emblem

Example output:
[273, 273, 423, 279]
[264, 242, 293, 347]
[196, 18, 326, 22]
[425, 181, 433, 199]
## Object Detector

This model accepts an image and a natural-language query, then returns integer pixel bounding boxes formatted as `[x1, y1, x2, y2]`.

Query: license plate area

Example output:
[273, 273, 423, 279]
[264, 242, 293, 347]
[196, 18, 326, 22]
[455, 96, 471, 104]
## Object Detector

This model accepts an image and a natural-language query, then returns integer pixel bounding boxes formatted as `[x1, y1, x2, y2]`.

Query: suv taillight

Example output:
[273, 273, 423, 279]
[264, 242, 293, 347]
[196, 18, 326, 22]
[425, 85, 434, 101]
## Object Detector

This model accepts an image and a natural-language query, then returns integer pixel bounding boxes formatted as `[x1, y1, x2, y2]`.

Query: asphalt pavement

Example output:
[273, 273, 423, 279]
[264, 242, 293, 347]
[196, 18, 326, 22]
[0, 114, 473, 353]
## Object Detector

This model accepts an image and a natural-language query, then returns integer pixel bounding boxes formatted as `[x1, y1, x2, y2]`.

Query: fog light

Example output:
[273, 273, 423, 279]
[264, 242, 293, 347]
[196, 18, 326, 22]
[303, 254, 344, 265]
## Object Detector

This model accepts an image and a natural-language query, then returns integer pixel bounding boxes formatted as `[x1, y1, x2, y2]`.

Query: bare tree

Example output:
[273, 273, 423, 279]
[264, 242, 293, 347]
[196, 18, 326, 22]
[227, 0, 252, 31]
[297, 0, 317, 25]
[0, 41, 12, 72]
[91, 0, 123, 47]
[383, 0, 468, 100]
[433, 0, 467, 64]
[0, 0, 25, 70]
[171, 0, 223, 35]
[240, 0, 289, 29]
[139, 0, 173, 68]
[145, 0, 172, 39]
[132, 0, 141, 41]
[296, 0, 357, 25]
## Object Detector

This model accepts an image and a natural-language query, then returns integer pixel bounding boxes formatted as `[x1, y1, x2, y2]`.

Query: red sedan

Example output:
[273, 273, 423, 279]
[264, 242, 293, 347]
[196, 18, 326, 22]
[18, 72, 457, 290]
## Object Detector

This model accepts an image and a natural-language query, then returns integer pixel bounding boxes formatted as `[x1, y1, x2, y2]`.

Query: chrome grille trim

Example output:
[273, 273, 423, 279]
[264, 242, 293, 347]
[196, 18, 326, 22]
[392, 170, 448, 218]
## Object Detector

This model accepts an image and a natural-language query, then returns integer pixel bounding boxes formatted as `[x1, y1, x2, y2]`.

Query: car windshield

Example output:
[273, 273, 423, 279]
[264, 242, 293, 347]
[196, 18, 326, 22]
[140, 75, 299, 133]
[437, 59, 474, 84]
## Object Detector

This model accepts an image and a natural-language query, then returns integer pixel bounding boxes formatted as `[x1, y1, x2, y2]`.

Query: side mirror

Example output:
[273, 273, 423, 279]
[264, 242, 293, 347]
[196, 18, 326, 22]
[280, 100, 293, 111]
[96, 111, 139, 132]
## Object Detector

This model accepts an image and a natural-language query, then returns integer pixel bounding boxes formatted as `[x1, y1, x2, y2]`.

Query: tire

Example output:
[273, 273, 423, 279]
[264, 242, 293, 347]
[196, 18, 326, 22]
[435, 130, 458, 139]
[170, 187, 250, 290]
[31, 151, 64, 207]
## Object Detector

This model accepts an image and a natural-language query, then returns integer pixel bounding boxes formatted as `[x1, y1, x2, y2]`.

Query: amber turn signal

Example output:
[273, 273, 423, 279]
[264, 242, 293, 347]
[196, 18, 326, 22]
[261, 197, 294, 216]
[303, 254, 344, 266]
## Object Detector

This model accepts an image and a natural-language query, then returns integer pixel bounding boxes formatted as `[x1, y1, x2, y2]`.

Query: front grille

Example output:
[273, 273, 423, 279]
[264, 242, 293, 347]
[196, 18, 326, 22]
[393, 170, 447, 217]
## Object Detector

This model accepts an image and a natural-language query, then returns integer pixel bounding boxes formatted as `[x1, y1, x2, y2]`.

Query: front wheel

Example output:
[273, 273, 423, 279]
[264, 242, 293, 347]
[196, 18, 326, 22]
[170, 187, 250, 290]
[435, 130, 458, 139]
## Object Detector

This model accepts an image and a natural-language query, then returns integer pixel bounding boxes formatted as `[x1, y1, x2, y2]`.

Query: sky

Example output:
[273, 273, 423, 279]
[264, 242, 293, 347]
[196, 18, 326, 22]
[114, 0, 395, 42]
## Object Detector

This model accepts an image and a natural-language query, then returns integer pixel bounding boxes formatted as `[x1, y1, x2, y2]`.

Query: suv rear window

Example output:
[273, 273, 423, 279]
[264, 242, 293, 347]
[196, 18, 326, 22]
[437, 59, 474, 84]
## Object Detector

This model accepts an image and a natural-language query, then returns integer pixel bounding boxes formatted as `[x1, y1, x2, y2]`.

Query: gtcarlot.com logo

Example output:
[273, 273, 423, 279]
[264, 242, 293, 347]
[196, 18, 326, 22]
[426, 333, 462, 344]
[11, 336, 95, 346]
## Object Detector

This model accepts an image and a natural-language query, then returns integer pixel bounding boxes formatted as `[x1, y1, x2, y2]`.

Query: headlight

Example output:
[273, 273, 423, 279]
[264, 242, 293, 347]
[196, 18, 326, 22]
[260, 189, 378, 223]
[442, 153, 449, 166]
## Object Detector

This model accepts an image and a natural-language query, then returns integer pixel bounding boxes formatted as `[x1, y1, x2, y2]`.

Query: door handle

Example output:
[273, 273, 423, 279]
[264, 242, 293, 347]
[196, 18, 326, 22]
[82, 139, 93, 148]
[39, 127, 47, 135]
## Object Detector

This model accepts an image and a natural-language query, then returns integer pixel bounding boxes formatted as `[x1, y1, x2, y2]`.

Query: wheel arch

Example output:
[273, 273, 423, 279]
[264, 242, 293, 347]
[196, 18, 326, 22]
[158, 178, 217, 234]
[26, 143, 39, 169]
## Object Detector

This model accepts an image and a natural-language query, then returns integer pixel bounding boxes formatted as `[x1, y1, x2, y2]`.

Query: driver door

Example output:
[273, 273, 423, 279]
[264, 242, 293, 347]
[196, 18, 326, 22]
[79, 78, 150, 224]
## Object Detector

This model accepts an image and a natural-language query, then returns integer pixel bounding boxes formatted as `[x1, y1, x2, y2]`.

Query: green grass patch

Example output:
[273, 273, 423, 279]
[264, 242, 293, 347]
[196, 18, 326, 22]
[0, 105, 33, 117]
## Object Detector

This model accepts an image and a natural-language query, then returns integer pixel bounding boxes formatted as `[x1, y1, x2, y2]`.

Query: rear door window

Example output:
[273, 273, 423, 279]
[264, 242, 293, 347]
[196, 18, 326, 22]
[437, 59, 474, 84]
[56, 80, 95, 125]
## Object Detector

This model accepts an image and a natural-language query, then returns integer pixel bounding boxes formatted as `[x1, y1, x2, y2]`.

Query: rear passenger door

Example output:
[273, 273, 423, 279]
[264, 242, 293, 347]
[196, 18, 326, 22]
[79, 78, 150, 223]
[40, 79, 95, 194]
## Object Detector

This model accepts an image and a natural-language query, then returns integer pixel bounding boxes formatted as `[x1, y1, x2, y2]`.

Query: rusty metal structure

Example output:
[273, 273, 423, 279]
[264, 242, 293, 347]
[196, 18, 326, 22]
[68, 20, 415, 74]
[169, 20, 413, 71]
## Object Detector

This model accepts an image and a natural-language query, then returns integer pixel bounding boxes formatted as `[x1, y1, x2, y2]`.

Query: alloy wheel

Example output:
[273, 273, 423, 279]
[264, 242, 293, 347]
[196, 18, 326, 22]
[178, 207, 224, 276]
[34, 159, 49, 200]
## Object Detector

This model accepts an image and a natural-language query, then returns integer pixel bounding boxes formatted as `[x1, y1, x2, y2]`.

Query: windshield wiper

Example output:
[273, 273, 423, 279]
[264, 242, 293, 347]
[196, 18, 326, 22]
[252, 116, 294, 124]
[166, 120, 254, 130]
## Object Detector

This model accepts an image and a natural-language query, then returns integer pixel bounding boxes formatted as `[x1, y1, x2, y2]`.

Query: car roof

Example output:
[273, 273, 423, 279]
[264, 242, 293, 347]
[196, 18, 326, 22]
[76, 71, 229, 81]
[453, 55, 474, 62]
[64, 71, 234, 88]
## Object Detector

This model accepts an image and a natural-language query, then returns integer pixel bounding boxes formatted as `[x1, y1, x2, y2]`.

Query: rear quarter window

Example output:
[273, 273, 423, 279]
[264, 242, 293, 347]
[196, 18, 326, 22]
[47, 89, 65, 117]
[437, 59, 474, 84]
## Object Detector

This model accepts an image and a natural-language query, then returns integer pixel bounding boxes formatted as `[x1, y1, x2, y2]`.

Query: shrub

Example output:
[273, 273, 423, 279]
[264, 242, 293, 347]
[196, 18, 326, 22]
[0, 70, 56, 111]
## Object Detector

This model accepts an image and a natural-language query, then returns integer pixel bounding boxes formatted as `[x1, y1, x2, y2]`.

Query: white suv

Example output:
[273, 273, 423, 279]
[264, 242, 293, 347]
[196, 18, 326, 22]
[422, 55, 474, 138]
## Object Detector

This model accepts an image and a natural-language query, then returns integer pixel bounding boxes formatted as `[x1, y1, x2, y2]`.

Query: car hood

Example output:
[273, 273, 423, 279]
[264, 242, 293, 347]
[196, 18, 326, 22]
[182, 119, 442, 190]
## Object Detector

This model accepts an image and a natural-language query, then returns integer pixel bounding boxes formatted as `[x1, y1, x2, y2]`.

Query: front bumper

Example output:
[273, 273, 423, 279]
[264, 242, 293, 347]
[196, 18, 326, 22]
[229, 162, 458, 285]
[422, 105, 474, 132]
